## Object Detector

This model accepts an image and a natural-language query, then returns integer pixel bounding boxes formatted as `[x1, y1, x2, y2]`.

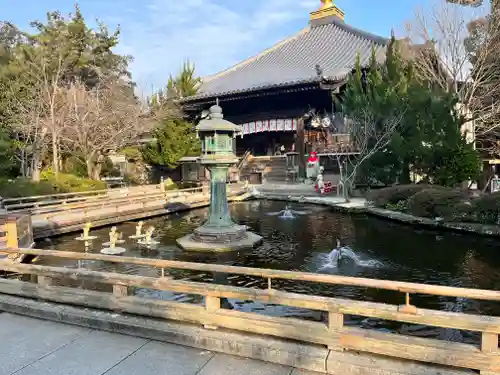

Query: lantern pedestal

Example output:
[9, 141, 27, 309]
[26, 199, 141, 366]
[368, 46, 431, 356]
[176, 105, 262, 252]
[177, 165, 262, 252]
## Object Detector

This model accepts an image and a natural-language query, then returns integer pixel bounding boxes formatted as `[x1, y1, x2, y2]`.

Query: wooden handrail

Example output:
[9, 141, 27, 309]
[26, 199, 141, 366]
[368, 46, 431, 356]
[3, 184, 159, 203]
[5, 186, 206, 214]
[2, 248, 500, 301]
[0, 256, 499, 372]
[237, 150, 252, 170]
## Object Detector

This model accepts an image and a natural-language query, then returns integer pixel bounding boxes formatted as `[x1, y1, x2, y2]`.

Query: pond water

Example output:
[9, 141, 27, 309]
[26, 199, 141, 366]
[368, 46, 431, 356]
[38, 200, 500, 344]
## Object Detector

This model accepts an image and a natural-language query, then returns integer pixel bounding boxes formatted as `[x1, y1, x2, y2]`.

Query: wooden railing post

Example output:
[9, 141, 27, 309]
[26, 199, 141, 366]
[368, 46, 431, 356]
[328, 310, 344, 351]
[38, 276, 52, 286]
[481, 332, 499, 375]
[5, 216, 18, 248]
[204, 295, 220, 330]
[113, 284, 128, 297]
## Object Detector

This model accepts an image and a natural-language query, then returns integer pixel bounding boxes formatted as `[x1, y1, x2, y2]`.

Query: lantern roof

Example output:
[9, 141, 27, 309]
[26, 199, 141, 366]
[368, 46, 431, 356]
[196, 104, 242, 133]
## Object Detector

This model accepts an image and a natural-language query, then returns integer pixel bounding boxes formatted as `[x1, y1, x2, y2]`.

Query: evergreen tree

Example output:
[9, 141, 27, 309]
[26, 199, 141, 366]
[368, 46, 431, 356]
[341, 35, 481, 187]
[143, 62, 202, 168]
[142, 119, 200, 168]
[27, 4, 132, 88]
[166, 60, 201, 99]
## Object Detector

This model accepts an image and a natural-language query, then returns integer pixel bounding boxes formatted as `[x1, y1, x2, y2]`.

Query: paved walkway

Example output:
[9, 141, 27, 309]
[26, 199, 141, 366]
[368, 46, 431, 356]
[0, 313, 316, 375]
[254, 183, 366, 209]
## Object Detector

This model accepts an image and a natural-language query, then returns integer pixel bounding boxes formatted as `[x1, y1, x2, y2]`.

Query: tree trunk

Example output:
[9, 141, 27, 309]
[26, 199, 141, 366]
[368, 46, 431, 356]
[31, 147, 43, 182]
[86, 158, 94, 179]
[52, 134, 59, 177]
[31, 159, 41, 182]
[343, 179, 351, 203]
[92, 164, 102, 180]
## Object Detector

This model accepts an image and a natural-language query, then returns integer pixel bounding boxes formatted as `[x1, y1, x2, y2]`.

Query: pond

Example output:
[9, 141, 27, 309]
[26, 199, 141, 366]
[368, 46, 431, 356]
[38, 200, 500, 344]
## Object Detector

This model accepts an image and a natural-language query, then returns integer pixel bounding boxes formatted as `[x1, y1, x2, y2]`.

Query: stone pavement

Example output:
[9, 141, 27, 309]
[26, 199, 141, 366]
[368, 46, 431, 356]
[254, 183, 366, 210]
[0, 313, 317, 375]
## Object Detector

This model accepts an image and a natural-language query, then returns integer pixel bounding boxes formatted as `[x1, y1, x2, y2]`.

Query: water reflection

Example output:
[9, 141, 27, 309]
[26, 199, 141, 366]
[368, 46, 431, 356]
[37, 200, 500, 343]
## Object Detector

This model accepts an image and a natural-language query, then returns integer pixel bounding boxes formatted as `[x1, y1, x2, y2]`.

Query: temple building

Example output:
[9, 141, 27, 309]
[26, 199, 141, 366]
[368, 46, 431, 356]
[181, 0, 388, 182]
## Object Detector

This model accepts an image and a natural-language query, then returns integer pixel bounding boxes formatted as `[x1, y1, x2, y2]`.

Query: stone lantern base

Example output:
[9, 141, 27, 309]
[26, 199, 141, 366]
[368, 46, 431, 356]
[176, 224, 263, 252]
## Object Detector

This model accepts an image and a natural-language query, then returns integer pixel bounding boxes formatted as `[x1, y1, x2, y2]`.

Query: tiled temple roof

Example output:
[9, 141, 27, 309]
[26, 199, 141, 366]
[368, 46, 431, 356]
[185, 15, 389, 102]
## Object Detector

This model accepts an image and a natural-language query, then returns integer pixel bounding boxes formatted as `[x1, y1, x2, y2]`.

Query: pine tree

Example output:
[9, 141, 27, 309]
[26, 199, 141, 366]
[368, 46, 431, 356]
[142, 119, 200, 168]
[143, 62, 202, 168]
[341, 34, 481, 186]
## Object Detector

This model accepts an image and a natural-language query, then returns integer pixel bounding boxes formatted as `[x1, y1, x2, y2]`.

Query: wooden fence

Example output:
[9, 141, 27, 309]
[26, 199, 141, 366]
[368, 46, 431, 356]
[2, 184, 166, 213]
[0, 248, 498, 374]
[3, 184, 245, 216]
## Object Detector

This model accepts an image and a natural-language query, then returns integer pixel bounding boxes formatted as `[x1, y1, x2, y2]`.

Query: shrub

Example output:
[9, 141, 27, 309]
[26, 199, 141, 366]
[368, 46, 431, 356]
[471, 192, 500, 225]
[48, 173, 106, 192]
[0, 178, 60, 198]
[367, 184, 436, 208]
[406, 188, 467, 219]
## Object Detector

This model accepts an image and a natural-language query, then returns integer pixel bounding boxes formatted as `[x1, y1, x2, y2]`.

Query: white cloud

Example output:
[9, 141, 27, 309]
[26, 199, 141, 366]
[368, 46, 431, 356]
[110, 0, 318, 96]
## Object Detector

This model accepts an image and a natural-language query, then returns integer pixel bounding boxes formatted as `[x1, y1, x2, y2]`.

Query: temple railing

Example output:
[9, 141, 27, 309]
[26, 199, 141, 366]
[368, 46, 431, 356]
[0, 248, 499, 374]
[2, 184, 164, 213]
[3, 186, 213, 215]
[237, 149, 252, 171]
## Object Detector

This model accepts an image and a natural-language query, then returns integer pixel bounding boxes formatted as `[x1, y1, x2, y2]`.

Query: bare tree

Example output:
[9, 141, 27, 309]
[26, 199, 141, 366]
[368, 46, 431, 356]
[404, 1, 500, 149]
[329, 111, 404, 201]
[8, 91, 48, 181]
[6, 50, 69, 180]
[60, 79, 146, 179]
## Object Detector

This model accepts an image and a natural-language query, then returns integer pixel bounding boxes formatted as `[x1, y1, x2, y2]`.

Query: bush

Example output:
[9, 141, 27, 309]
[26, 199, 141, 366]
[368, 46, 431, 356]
[0, 178, 60, 198]
[0, 173, 108, 198]
[471, 192, 500, 225]
[45, 172, 107, 192]
[367, 184, 436, 208]
[406, 188, 467, 219]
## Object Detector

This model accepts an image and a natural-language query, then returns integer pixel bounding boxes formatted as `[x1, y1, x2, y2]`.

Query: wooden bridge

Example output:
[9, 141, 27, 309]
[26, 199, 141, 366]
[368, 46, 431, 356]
[0, 248, 498, 375]
[0, 183, 247, 240]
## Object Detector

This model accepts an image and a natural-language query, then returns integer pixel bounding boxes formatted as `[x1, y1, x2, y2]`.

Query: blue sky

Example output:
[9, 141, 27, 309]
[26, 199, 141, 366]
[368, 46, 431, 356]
[0, 0, 481, 95]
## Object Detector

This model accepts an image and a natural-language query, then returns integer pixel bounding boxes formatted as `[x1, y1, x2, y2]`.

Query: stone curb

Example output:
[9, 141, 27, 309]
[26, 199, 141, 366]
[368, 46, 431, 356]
[259, 193, 500, 238]
[0, 295, 473, 375]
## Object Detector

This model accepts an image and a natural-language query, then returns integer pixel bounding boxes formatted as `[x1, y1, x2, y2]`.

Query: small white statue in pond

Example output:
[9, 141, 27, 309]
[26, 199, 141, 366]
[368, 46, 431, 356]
[103, 226, 125, 246]
[138, 226, 159, 246]
[75, 222, 97, 241]
[101, 227, 126, 255]
[129, 221, 145, 239]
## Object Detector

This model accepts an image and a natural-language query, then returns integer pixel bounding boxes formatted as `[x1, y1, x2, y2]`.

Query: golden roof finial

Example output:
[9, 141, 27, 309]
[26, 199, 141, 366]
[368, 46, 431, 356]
[321, 0, 334, 9]
[311, 0, 344, 22]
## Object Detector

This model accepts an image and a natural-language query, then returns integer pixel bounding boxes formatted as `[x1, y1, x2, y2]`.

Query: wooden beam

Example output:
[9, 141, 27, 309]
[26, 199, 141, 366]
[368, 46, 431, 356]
[341, 327, 500, 372]
[0, 278, 333, 347]
[0, 278, 497, 372]
[297, 117, 306, 179]
[2, 262, 500, 335]
[4, 249, 500, 302]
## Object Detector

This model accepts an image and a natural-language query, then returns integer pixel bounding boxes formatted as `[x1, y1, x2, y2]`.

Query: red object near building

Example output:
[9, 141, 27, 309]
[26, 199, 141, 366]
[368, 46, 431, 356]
[315, 181, 335, 194]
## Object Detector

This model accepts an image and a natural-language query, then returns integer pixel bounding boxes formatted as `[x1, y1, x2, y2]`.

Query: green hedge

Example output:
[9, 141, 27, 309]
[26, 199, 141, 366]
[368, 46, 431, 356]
[368, 184, 500, 224]
[471, 192, 500, 225]
[0, 173, 107, 198]
[367, 184, 435, 208]
[406, 188, 466, 219]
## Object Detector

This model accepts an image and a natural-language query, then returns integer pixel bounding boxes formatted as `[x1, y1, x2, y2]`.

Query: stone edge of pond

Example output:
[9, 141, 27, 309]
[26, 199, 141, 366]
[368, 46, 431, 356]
[258, 193, 500, 238]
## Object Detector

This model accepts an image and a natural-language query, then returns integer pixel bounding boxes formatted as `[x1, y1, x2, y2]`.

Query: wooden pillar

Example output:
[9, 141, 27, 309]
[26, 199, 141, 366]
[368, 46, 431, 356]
[38, 276, 52, 286]
[204, 296, 220, 330]
[5, 216, 18, 248]
[113, 284, 128, 297]
[297, 117, 306, 180]
[480, 332, 498, 375]
[328, 311, 344, 351]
